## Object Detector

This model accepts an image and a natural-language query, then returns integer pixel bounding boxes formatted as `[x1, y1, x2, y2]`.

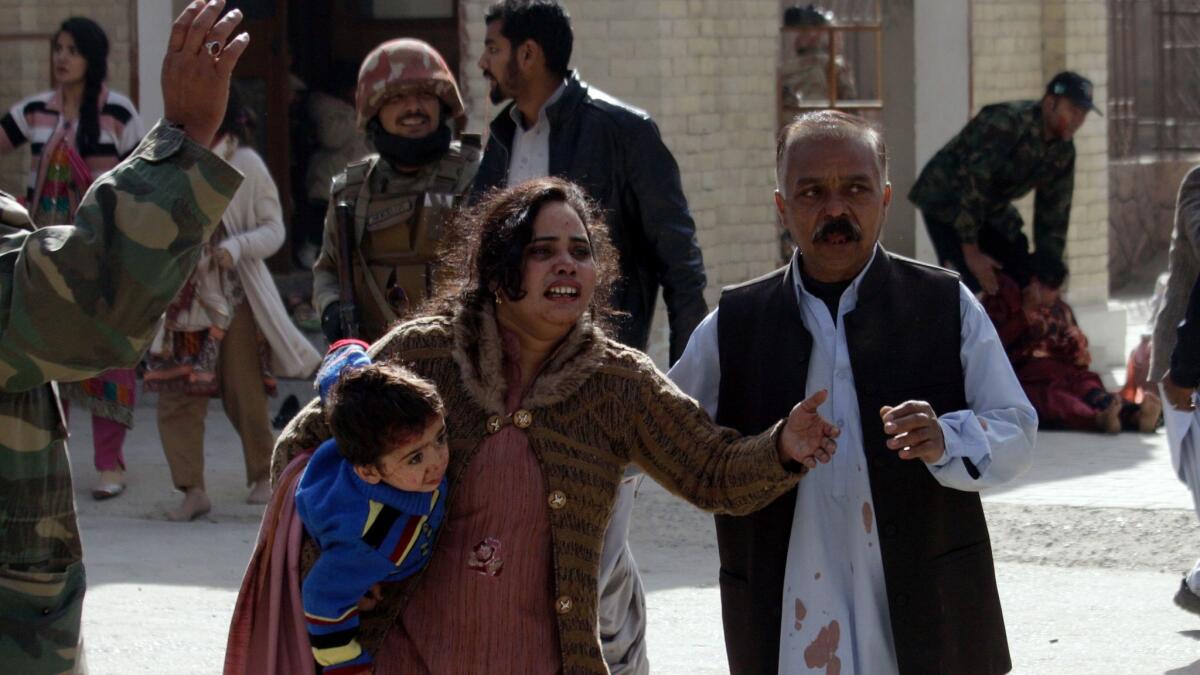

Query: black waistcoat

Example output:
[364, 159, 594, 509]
[713, 251, 1011, 675]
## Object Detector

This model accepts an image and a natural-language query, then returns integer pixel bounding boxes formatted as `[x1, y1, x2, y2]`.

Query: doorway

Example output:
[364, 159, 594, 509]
[223, 0, 461, 271]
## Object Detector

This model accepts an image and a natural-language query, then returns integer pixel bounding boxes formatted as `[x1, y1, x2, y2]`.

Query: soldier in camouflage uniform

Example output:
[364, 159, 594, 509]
[314, 39, 481, 344]
[0, 3, 249, 672]
[909, 71, 1099, 295]
[779, 5, 857, 107]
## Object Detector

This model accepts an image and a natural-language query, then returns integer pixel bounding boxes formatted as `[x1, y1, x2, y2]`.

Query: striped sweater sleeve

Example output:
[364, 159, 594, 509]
[300, 532, 405, 673]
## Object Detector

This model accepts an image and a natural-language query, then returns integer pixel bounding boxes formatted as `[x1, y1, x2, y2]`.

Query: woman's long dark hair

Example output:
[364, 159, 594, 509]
[56, 17, 109, 157]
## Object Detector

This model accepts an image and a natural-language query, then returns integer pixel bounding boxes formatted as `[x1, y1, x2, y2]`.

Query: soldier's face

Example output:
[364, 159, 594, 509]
[775, 134, 891, 283]
[793, 28, 827, 53]
[495, 201, 597, 342]
[378, 93, 441, 139]
[1045, 97, 1089, 141]
[481, 21, 522, 105]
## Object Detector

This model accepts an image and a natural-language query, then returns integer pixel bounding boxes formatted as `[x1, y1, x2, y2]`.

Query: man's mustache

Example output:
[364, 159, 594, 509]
[812, 216, 862, 243]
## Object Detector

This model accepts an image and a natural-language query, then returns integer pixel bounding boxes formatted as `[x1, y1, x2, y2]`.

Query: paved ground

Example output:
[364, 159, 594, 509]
[65, 336, 1200, 674]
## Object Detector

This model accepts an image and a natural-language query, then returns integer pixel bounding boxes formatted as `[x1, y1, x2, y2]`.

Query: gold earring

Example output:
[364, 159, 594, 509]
[494, 290, 503, 305]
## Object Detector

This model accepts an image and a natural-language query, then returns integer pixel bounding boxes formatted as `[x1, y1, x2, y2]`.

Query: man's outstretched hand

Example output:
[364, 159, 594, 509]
[162, 0, 250, 147]
[778, 389, 839, 470]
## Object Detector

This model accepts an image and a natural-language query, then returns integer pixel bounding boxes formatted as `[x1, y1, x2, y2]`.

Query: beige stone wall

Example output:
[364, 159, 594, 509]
[970, 0, 1110, 305]
[460, 0, 782, 363]
[0, 2, 136, 199]
[1056, 0, 1109, 305]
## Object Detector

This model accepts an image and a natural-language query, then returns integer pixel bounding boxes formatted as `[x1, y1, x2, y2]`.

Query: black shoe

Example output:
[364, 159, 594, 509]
[1174, 578, 1200, 616]
[272, 394, 300, 430]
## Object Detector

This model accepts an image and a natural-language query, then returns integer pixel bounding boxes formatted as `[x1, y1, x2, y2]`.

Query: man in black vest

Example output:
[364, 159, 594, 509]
[670, 110, 1037, 674]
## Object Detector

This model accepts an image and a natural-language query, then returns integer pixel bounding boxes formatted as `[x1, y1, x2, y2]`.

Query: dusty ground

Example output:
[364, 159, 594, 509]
[65, 379, 1200, 674]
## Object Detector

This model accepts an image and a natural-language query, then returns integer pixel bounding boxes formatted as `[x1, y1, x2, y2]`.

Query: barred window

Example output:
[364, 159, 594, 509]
[777, 1, 883, 130]
[1110, 0, 1200, 157]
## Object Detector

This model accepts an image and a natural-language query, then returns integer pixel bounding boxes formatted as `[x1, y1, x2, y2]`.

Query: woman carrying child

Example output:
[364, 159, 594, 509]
[229, 177, 838, 673]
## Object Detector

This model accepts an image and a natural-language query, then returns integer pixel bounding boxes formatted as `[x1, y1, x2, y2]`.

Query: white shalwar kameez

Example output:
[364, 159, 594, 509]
[668, 252, 1037, 674]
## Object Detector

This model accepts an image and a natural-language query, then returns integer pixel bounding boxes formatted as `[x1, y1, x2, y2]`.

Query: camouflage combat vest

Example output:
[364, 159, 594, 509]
[331, 137, 480, 342]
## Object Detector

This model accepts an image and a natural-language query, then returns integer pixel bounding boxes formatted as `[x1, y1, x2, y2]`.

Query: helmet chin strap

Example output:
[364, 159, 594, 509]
[367, 119, 452, 169]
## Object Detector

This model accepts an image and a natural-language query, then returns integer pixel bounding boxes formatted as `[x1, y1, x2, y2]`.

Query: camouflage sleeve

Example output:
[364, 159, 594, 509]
[312, 198, 341, 314]
[951, 108, 1022, 244]
[1032, 150, 1075, 263]
[0, 121, 242, 392]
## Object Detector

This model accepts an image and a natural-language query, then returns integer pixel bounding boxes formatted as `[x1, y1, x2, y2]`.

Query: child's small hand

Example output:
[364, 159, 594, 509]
[357, 584, 383, 612]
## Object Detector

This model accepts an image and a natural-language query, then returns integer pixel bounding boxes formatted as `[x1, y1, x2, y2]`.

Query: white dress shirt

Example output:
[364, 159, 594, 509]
[668, 250, 1037, 674]
[506, 80, 567, 187]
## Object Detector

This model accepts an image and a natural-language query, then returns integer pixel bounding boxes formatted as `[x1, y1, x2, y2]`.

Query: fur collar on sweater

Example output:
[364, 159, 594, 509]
[449, 302, 610, 416]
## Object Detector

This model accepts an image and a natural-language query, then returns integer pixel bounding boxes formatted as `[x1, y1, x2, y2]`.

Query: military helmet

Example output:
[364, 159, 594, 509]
[784, 4, 833, 26]
[355, 38, 465, 130]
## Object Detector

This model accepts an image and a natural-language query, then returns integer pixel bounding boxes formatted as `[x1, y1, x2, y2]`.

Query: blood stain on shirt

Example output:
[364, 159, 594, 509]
[862, 501, 874, 534]
[803, 619, 842, 674]
[794, 598, 807, 631]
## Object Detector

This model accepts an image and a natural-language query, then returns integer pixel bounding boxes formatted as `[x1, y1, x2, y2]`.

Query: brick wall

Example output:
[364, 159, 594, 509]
[970, 0, 1110, 305]
[461, 0, 782, 364]
[1057, 0, 1109, 305]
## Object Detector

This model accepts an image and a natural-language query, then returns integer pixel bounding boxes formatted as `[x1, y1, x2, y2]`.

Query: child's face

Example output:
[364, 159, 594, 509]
[353, 415, 449, 493]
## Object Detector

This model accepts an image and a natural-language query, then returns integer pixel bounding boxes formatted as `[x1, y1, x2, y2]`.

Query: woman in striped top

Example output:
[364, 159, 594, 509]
[0, 17, 146, 500]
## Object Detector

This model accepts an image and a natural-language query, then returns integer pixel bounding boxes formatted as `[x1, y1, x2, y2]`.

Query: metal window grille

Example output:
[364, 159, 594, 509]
[777, 0, 883, 129]
[1110, 0, 1200, 158]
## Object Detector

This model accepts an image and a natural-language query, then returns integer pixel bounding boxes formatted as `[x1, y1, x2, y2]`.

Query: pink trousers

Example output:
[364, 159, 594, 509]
[62, 403, 128, 472]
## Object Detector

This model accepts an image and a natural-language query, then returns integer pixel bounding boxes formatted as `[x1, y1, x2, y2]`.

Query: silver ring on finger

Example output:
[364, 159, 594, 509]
[205, 40, 223, 57]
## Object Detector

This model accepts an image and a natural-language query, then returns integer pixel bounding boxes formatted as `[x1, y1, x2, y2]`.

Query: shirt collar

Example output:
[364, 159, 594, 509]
[509, 78, 568, 131]
[791, 243, 882, 313]
[46, 84, 108, 114]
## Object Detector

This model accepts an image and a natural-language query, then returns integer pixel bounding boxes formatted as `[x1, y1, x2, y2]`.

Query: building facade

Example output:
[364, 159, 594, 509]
[0, 0, 1132, 366]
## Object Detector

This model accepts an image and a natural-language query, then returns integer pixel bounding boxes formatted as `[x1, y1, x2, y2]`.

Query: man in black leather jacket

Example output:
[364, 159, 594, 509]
[471, 3, 708, 674]
[472, 0, 708, 365]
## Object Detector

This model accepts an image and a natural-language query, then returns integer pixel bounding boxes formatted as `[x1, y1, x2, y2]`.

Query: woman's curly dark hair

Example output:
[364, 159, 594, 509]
[425, 177, 621, 327]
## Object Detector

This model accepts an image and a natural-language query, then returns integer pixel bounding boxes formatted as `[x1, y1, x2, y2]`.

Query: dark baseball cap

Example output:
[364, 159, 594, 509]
[1045, 71, 1101, 116]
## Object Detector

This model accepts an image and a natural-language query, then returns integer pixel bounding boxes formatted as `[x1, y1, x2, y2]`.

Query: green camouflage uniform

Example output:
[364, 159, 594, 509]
[909, 100, 1076, 268]
[779, 50, 858, 106]
[0, 122, 241, 674]
[313, 140, 480, 343]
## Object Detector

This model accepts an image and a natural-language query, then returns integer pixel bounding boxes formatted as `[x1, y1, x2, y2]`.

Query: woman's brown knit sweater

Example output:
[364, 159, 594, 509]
[272, 304, 804, 674]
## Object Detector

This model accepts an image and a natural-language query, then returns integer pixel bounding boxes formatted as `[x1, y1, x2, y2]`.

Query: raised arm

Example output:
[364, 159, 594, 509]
[0, 124, 241, 391]
[0, 0, 250, 392]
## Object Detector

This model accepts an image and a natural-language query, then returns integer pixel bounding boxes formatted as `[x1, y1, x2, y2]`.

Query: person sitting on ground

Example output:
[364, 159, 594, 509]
[984, 252, 1161, 434]
[296, 339, 449, 674]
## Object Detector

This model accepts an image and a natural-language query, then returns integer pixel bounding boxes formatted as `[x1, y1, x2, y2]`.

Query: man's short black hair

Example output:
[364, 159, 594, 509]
[485, 0, 573, 78]
[325, 363, 444, 467]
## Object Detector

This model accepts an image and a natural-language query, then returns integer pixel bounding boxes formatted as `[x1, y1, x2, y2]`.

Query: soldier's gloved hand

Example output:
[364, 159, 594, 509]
[321, 302, 344, 343]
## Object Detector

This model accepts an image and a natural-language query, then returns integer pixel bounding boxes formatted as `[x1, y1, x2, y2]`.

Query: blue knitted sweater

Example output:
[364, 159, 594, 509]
[295, 341, 447, 672]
